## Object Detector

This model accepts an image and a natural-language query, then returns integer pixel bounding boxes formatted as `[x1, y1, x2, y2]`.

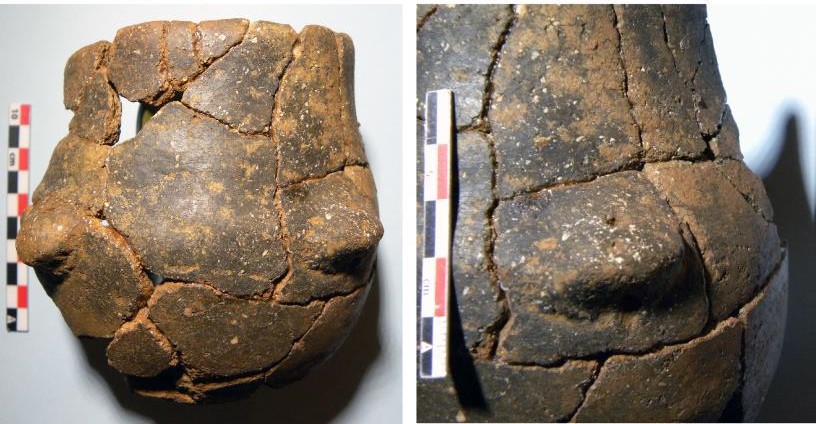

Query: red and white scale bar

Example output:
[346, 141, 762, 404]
[419, 90, 452, 379]
[7, 104, 30, 332]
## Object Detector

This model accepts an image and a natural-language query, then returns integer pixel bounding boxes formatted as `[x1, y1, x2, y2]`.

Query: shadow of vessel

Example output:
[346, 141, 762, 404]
[758, 113, 816, 421]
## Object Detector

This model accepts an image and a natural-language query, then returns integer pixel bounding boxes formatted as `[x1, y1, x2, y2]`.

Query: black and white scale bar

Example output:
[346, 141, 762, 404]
[7, 104, 30, 333]
[419, 90, 452, 379]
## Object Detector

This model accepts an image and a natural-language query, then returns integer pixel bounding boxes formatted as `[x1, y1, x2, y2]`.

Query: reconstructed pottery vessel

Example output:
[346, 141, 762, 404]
[18, 19, 382, 403]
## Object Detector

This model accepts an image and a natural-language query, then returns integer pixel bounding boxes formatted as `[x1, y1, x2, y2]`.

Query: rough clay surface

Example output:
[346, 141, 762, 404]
[739, 254, 789, 422]
[417, 360, 597, 423]
[18, 19, 382, 403]
[575, 318, 742, 422]
[183, 21, 295, 133]
[417, 4, 787, 422]
[495, 171, 708, 365]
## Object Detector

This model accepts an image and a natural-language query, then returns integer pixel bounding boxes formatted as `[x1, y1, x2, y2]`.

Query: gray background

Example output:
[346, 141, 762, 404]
[0, 4, 402, 424]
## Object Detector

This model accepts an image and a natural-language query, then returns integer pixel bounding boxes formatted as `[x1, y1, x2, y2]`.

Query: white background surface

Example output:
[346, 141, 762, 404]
[709, 4, 816, 212]
[0, 4, 402, 424]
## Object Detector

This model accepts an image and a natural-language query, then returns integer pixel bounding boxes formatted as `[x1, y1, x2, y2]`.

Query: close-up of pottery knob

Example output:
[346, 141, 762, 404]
[417, 5, 788, 422]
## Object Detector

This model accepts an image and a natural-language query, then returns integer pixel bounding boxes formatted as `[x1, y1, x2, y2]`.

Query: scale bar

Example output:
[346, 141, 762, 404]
[419, 90, 452, 379]
[7, 104, 30, 332]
